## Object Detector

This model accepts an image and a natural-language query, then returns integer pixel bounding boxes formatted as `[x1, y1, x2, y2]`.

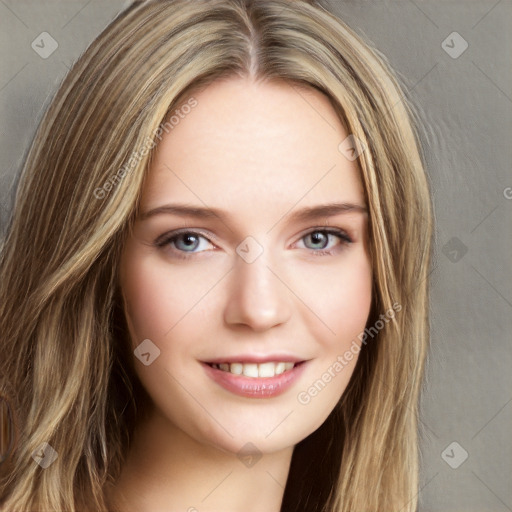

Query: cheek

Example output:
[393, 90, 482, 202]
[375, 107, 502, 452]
[329, 268, 372, 341]
[290, 251, 372, 433]
[120, 248, 223, 346]
[296, 250, 371, 365]
[293, 248, 373, 352]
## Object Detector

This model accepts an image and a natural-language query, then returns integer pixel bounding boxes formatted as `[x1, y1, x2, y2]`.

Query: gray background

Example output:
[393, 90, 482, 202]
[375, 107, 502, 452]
[1, 1, 511, 510]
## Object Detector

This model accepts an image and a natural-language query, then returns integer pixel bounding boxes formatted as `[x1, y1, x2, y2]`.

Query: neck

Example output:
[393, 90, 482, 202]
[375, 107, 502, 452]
[106, 406, 294, 512]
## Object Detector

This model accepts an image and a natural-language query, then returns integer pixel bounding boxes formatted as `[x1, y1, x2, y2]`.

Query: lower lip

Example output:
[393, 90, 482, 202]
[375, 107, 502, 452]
[201, 361, 308, 398]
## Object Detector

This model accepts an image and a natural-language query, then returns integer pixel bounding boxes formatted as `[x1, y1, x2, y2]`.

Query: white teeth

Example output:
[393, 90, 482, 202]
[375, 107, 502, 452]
[211, 361, 298, 378]
[230, 363, 243, 375]
[275, 362, 286, 375]
[258, 362, 276, 377]
[242, 363, 259, 378]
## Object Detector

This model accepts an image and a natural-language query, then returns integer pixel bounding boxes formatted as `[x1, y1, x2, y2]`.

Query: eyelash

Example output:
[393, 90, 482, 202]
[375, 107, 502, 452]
[154, 227, 353, 260]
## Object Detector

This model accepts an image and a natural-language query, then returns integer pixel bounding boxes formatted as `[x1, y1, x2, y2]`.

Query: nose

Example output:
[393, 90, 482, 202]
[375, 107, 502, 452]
[223, 250, 292, 332]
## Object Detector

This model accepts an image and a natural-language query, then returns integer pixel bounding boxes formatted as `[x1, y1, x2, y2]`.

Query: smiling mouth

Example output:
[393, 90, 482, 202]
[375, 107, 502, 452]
[206, 361, 302, 378]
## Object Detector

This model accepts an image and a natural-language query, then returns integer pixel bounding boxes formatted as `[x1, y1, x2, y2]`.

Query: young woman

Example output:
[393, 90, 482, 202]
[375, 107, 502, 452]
[0, 0, 433, 510]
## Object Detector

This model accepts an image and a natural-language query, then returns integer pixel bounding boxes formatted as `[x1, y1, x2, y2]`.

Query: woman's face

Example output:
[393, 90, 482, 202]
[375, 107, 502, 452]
[119, 77, 372, 455]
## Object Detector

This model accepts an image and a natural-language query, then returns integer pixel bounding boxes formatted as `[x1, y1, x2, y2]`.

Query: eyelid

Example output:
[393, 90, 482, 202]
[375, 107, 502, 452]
[299, 226, 352, 241]
[154, 228, 219, 248]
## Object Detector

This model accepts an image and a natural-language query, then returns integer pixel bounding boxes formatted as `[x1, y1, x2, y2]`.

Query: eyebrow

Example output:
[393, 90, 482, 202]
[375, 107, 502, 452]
[139, 201, 367, 223]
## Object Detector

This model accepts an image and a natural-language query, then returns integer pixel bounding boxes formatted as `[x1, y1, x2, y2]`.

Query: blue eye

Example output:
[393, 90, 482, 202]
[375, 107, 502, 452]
[155, 230, 213, 257]
[155, 227, 352, 259]
[299, 228, 353, 256]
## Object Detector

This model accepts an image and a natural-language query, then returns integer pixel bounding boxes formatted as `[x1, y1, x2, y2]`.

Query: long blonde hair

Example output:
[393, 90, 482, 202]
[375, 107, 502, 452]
[0, 1, 433, 510]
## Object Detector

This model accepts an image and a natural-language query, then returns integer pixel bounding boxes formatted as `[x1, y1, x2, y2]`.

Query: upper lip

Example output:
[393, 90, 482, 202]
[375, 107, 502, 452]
[202, 354, 306, 364]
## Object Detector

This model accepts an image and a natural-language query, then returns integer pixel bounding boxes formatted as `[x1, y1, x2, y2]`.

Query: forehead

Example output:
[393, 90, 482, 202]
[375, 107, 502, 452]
[141, 77, 365, 221]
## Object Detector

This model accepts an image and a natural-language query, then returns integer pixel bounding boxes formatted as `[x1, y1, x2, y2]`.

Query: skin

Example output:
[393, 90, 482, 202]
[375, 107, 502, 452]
[110, 76, 373, 512]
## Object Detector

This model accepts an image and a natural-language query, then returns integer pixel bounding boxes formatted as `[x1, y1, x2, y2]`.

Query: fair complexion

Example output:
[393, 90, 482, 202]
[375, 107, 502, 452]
[111, 76, 372, 512]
